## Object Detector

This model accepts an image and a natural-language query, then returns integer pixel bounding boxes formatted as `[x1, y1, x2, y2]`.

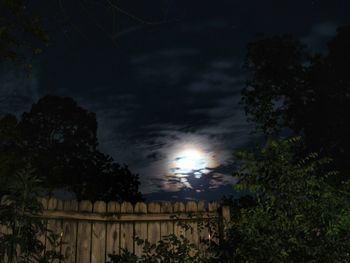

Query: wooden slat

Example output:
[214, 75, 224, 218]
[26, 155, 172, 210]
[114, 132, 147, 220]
[61, 200, 78, 263]
[134, 202, 147, 257]
[46, 198, 62, 263]
[38, 197, 48, 258]
[185, 201, 198, 245]
[120, 202, 134, 253]
[173, 202, 185, 239]
[221, 205, 231, 240]
[76, 200, 92, 263]
[91, 201, 106, 263]
[160, 202, 173, 239]
[208, 202, 219, 244]
[106, 202, 120, 259]
[197, 201, 209, 248]
[222, 206, 230, 224]
[147, 203, 161, 245]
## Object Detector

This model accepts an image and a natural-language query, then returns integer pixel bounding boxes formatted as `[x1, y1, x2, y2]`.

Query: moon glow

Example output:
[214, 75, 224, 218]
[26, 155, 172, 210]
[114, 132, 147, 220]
[169, 144, 216, 179]
[175, 149, 207, 174]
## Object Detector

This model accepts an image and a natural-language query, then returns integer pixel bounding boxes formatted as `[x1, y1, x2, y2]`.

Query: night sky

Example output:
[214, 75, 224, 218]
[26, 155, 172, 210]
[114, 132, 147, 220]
[1, 0, 349, 201]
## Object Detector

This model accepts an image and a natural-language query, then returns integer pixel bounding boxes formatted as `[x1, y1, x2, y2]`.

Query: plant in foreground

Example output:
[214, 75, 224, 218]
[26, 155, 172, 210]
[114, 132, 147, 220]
[0, 164, 64, 263]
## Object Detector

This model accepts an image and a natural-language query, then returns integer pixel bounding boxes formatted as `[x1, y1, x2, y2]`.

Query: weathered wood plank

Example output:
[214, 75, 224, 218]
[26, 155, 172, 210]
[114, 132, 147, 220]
[147, 203, 161, 245]
[46, 198, 62, 263]
[185, 201, 198, 245]
[120, 202, 134, 253]
[134, 202, 147, 257]
[221, 205, 231, 240]
[208, 202, 219, 244]
[91, 201, 106, 263]
[38, 197, 48, 258]
[160, 202, 173, 239]
[106, 202, 120, 259]
[197, 201, 209, 248]
[173, 202, 185, 239]
[76, 200, 92, 263]
[61, 200, 78, 263]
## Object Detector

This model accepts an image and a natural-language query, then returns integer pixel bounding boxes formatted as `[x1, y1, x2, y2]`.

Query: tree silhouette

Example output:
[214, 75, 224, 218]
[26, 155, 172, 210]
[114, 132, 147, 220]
[0, 95, 143, 202]
[242, 24, 350, 184]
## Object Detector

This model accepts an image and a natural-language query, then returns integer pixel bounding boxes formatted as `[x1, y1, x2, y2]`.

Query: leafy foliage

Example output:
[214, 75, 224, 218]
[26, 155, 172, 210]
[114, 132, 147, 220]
[242, 25, 350, 182]
[106, 212, 234, 263]
[107, 234, 212, 263]
[0, 165, 64, 263]
[0, 95, 143, 202]
[229, 137, 350, 262]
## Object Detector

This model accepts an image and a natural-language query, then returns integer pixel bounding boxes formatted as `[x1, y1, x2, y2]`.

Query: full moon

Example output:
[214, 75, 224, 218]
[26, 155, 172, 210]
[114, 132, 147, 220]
[175, 149, 207, 174]
[169, 144, 216, 179]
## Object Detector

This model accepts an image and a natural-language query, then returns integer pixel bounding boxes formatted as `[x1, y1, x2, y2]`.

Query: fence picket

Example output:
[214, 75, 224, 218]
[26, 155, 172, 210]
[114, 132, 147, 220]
[160, 202, 173, 239]
[91, 201, 106, 263]
[147, 203, 161, 245]
[46, 198, 63, 263]
[208, 202, 219, 244]
[173, 202, 185, 239]
[76, 200, 92, 263]
[61, 200, 78, 263]
[106, 202, 120, 258]
[197, 201, 208, 249]
[120, 202, 134, 253]
[185, 201, 198, 245]
[134, 202, 147, 257]
[38, 197, 48, 258]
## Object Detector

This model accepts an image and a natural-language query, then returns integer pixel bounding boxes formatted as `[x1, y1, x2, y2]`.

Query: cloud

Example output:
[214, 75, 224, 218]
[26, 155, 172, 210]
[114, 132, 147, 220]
[70, 47, 259, 196]
[302, 21, 338, 52]
[0, 64, 40, 116]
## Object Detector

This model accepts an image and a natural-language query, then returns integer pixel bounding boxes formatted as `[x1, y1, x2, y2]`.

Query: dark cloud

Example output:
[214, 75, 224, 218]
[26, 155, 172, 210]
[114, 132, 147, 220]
[302, 21, 338, 52]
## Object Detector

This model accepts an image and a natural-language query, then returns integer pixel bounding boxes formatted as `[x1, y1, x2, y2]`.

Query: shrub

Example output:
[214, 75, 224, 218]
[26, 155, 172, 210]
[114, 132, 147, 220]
[0, 165, 64, 263]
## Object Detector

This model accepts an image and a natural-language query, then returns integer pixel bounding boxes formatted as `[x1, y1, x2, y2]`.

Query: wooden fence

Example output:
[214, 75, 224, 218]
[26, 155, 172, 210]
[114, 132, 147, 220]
[2, 198, 231, 263]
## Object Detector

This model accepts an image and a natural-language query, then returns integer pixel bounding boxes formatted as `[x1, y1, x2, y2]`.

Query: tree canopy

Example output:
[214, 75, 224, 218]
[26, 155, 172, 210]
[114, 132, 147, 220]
[242, 24, 350, 183]
[0, 95, 143, 202]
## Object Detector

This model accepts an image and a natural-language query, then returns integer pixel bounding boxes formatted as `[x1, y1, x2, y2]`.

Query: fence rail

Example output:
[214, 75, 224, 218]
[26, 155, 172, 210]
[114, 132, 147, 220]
[1, 198, 231, 263]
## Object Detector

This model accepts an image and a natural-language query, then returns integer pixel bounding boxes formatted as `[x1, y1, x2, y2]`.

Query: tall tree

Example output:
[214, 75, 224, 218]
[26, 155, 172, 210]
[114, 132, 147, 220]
[0, 95, 143, 202]
[242, 24, 350, 183]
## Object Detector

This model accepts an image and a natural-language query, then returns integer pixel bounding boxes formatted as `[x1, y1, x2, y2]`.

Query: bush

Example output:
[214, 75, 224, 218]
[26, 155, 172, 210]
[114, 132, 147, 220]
[229, 137, 350, 262]
[0, 165, 64, 263]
